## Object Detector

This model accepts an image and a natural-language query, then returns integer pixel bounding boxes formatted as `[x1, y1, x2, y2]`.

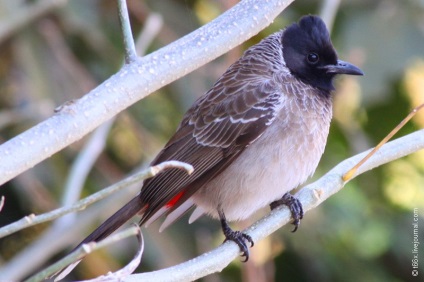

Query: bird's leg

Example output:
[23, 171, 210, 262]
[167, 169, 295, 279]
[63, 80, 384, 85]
[270, 192, 304, 232]
[218, 209, 254, 262]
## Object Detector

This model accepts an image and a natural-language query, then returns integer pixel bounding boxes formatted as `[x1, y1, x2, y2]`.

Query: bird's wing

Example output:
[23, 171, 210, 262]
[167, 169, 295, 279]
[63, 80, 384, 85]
[139, 59, 284, 223]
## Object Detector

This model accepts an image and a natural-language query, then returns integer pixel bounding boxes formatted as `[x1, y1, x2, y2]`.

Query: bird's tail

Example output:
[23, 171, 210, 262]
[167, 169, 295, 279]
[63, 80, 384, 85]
[52, 196, 144, 281]
[74, 195, 145, 249]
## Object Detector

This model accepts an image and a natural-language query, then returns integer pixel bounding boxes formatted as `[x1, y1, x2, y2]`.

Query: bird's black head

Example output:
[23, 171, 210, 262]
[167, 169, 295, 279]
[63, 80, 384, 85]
[282, 15, 363, 92]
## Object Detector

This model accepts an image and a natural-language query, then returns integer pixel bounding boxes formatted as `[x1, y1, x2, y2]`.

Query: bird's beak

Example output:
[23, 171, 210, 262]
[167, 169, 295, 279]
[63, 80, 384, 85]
[323, 60, 364, 76]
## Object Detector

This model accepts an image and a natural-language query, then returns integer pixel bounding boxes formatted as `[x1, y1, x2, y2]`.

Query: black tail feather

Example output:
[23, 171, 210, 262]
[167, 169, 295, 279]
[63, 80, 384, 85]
[51, 196, 145, 280]
[73, 196, 144, 250]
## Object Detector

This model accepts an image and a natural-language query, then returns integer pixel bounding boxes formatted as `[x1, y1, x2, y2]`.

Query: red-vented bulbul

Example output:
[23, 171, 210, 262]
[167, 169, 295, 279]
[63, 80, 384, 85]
[61, 15, 363, 274]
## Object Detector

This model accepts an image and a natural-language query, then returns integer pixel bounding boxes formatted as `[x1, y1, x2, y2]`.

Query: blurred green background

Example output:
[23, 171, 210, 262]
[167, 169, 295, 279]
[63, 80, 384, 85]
[0, 0, 423, 281]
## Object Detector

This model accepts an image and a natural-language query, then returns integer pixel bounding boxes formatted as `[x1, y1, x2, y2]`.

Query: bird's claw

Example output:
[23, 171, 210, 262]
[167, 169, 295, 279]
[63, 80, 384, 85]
[224, 230, 254, 262]
[270, 193, 304, 232]
[219, 209, 254, 261]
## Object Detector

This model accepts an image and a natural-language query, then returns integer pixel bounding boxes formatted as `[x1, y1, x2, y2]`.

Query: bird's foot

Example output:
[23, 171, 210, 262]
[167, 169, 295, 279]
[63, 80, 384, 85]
[219, 210, 254, 262]
[223, 228, 254, 262]
[270, 192, 304, 232]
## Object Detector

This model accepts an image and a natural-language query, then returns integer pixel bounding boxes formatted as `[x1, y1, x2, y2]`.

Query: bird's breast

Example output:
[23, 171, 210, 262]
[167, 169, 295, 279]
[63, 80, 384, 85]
[193, 92, 332, 221]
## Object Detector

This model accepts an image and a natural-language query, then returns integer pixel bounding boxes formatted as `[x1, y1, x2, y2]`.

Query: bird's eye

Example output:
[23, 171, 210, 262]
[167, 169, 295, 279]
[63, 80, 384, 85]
[307, 52, 319, 64]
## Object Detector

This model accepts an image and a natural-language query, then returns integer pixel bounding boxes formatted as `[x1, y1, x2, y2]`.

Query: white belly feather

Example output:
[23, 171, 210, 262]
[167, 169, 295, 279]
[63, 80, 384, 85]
[192, 97, 331, 221]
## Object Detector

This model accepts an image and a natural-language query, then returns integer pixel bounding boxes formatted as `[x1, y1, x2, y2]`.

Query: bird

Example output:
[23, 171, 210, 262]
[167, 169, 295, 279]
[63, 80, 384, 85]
[64, 14, 363, 271]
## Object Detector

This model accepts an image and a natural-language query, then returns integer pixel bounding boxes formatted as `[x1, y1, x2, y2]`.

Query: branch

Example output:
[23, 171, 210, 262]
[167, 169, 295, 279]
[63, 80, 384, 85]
[59, 120, 114, 214]
[117, 0, 137, 63]
[123, 129, 424, 282]
[0, 10, 167, 281]
[25, 225, 142, 282]
[55, 6, 165, 236]
[0, 0, 294, 186]
[0, 195, 4, 212]
[319, 0, 341, 30]
[0, 0, 68, 43]
[0, 161, 193, 281]
[0, 161, 193, 239]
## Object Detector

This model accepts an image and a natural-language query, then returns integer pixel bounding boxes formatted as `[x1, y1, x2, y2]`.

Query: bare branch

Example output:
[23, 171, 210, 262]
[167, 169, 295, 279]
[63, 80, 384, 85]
[135, 13, 163, 55]
[53, 8, 165, 237]
[123, 129, 424, 282]
[0, 195, 4, 212]
[117, 0, 137, 63]
[0, 11, 169, 281]
[25, 225, 142, 282]
[60, 120, 114, 211]
[0, 160, 193, 239]
[0, 161, 193, 281]
[0, 0, 294, 186]
[320, 0, 341, 30]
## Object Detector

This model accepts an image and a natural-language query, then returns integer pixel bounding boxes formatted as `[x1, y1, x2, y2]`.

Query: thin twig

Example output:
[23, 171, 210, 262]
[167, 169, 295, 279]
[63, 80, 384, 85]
[24, 225, 142, 282]
[135, 13, 163, 55]
[0, 195, 5, 212]
[117, 0, 137, 63]
[60, 120, 114, 218]
[343, 103, 424, 181]
[0, 160, 193, 239]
